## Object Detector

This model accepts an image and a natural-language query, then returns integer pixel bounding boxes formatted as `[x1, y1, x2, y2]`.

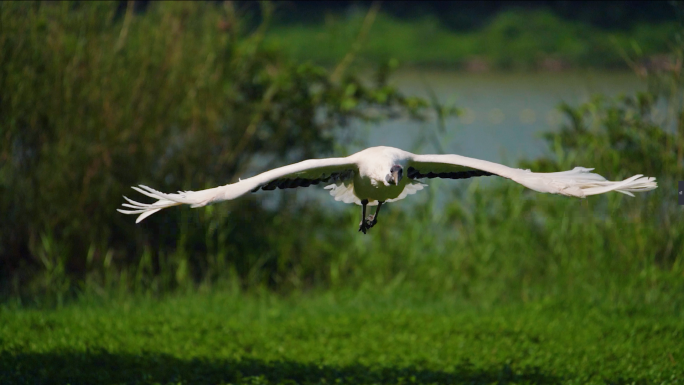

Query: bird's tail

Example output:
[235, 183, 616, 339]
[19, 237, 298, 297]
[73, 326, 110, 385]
[117, 185, 219, 223]
[511, 167, 657, 198]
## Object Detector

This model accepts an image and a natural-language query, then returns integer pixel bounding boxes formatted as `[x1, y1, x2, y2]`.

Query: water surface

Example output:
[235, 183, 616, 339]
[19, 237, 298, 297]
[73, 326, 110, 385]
[353, 70, 645, 164]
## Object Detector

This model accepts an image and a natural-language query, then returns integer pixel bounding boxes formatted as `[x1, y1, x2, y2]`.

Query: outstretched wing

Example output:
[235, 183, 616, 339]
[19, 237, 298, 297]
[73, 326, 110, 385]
[408, 153, 657, 197]
[118, 156, 358, 223]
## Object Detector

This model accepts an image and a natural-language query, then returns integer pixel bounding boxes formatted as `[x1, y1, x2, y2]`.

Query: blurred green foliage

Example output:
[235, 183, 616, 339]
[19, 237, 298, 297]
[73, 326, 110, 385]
[1, 1, 682, 311]
[268, 9, 678, 70]
[0, 1, 433, 302]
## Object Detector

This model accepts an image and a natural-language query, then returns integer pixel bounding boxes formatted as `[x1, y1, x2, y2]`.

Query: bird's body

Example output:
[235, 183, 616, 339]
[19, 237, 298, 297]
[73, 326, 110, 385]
[119, 146, 657, 233]
[350, 147, 412, 203]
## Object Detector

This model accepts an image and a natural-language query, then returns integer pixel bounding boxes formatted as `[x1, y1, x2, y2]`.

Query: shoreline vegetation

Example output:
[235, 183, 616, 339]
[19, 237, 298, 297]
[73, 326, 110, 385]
[267, 9, 678, 73]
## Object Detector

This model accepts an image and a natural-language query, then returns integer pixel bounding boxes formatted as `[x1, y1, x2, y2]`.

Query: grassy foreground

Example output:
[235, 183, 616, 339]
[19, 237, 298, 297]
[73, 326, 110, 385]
[1, 290, 682, 384]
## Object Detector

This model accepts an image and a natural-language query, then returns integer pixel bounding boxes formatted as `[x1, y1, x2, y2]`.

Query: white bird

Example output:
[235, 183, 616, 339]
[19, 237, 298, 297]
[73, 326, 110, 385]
[118, 146, 657, 234]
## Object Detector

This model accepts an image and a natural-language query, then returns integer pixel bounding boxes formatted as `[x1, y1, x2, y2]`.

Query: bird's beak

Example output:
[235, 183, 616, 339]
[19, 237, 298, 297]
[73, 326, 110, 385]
[392, 169, 403, 185]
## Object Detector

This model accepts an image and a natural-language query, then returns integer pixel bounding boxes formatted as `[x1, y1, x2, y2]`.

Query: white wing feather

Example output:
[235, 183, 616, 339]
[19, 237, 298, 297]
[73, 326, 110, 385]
[119, 156, 358, 223]
[386, 182, 428, 203]
[408, 153, 657, 197]
[324, 180, 360, 205]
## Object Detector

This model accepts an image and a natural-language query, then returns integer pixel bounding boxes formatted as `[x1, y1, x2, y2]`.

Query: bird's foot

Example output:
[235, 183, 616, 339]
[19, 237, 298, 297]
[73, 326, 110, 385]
[365, 214, 378, 229]
[358, 221, 368, 234]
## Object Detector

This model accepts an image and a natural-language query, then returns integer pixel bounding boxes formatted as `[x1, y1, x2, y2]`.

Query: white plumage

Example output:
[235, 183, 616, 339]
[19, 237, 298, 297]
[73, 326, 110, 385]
[118, 146, 657, 233]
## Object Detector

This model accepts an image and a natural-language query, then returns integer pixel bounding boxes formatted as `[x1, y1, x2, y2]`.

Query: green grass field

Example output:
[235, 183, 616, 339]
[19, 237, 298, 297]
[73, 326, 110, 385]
[1, 290, 682, 384]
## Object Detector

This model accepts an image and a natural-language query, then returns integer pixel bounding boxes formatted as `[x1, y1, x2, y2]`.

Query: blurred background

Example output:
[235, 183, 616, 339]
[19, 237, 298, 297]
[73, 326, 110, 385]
[1, 1, 682, 307]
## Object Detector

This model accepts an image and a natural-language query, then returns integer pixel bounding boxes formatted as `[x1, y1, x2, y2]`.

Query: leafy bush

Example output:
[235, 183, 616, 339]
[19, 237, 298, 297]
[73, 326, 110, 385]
[0, 1, 432, 301]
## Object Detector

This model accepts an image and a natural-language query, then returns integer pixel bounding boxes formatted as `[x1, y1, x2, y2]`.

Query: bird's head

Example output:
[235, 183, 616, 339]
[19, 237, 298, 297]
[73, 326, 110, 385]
[386, 165, 403, 185]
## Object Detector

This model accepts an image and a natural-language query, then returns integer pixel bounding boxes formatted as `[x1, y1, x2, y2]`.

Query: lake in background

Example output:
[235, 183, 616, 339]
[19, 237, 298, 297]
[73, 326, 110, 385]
[351, 70, 645, 164]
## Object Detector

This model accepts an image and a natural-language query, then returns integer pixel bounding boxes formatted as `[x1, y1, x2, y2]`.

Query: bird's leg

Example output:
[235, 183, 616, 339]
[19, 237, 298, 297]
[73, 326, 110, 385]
[365, 201, 384, 229]
[358, 199, 369, 234]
